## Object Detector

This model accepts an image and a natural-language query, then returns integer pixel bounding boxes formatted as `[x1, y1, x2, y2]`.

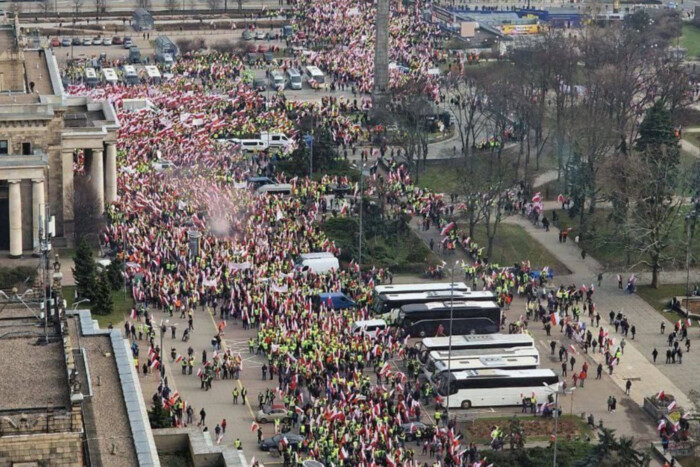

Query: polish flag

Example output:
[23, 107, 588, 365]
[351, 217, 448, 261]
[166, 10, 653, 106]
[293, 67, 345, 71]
[440, 222, 456, 236]
[568, 345, 576, 354]
[557, 194, 565, 203]
[197, 368, 203, 378]
[379, 362, 390, 376]
[251, 421, 259, 432]
[657, 391, 665, 401]
[658, 420, 666, 431]
[175, 354, 184, 363]
[130, 309, 138, 319]
[150, 360, 160, 370]
[532, 192, 542, 202]
[385, 454, 396, 467]
[686, 318, 692, 327]
[668, 400, 678, 412]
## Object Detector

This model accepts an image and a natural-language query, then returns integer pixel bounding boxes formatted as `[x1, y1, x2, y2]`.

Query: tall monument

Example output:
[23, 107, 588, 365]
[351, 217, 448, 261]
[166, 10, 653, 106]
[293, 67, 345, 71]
[372, 0, 390, 120]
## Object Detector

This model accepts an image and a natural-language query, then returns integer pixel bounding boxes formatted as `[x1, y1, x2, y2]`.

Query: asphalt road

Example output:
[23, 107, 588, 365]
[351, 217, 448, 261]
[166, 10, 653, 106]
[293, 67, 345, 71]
[132, 274, 660, 466]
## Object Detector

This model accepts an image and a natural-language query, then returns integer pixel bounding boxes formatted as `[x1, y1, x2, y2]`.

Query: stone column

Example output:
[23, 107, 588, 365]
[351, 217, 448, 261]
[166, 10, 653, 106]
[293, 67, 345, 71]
[9, 180, 23, 258]
[104, 143, 117, 204]
[32, 179, 45, 251]
[61, 150, 75, 223]
[372, 0, 390, 118]
[90, 148, 105, 211]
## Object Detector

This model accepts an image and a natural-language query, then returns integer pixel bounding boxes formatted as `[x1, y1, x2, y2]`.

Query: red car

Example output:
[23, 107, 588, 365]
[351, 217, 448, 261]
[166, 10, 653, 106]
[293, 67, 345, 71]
[50, 37, 60, 47]
[112, 36, 123, 45]
[257, 44, 270, 53]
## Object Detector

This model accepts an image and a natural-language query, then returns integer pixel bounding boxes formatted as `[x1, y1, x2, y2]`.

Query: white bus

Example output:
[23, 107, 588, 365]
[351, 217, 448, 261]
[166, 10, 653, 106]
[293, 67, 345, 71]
[145, 65, 162, 84]
[373, 282, 469, 302]
[102, 67, 118, 85]
[373, 290, 496, 321]
[416, 333, 535, 363]
[424, 349, 540, 383]
[436, 369, 559, 409]
[305, 65, 325, 84]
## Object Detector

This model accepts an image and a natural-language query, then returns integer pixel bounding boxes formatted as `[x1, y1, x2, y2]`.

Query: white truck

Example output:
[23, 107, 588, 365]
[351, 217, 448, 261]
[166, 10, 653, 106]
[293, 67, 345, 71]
[121, 98, 157, 112]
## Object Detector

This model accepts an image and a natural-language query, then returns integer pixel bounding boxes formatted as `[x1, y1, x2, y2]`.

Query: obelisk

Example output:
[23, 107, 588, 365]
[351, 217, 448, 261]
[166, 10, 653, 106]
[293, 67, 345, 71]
[372, 0, 390, 120]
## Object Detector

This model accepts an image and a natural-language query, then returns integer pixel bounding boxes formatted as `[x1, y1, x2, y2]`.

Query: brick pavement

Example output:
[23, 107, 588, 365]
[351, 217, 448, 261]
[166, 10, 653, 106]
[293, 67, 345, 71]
[505, 214, 697, 411]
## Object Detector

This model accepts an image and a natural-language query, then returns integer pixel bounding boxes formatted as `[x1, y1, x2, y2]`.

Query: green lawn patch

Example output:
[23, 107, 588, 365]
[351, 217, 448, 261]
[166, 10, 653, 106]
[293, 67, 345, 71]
[323, 216, 440, 273]
[416, 164, 460, 194]
[547, 207, 700, 271]
[636, 284, 689, 324]
[681, 24, 700, 59]
[64, 285, 134, 329]
[465, 415, 591, 444]
[463, 223, 571, 275]
[684, 133, 700, 150]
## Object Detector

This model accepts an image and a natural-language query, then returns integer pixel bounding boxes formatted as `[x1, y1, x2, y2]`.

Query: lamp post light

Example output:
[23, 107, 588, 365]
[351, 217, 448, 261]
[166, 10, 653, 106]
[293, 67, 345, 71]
[685, 212, 698, 316]
[358, 165, 370, 271]
[443, 260, 460, 423]
[72, 298, 90, 311]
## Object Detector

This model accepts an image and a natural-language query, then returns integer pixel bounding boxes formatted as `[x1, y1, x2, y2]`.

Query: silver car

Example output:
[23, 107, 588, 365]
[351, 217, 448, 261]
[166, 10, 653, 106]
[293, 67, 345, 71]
[255, 406, 289, 423]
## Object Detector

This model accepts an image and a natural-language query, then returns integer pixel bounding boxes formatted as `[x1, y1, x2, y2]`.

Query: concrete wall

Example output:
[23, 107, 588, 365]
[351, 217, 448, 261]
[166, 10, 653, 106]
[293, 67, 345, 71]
[0, 432, 83, 467]
[152, 428, 245, 467]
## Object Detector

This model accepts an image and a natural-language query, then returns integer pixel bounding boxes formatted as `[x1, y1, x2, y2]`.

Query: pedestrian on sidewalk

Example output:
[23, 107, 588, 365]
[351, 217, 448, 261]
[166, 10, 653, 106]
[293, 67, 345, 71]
[550, 341, 556, 355]
[631, 325, 636, 340]
[579, 370, 586, 387]
[666, 348, 672, 364]
[241, 386, 247, 404]
[199, 408, 206, 426]
[596, 363, 603, 379]
[561, 361, 567, 376]
[618, 274, 623, 289]
[661, 321, 666, 334]
[678, 349, 683, 364]
[232, 387, 239, 404]
[652, 348, 658, 364]
[685, 339, 691, 352]
[570, 355, 576, 372]
[262, 364, 267, 380]
[625, 379, 632, 396]
[607, 395, 613, 412]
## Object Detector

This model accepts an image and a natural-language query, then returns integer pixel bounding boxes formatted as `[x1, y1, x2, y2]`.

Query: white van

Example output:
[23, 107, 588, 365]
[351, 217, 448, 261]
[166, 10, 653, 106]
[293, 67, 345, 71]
[286, 68, 302, 90]
[230, 138, 268, 152]
[85, 67, 99, 87]
[270, 70, 285, 90]
[260, 132, 291, 150]
[294, 254, 339, 274]
[256, 183, 292, 196]
[123, 65, 139, 85]
[351, 319, 388, 339]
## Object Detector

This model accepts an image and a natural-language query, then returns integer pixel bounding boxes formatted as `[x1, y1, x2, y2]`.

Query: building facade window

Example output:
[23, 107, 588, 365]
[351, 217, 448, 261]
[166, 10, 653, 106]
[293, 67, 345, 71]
[0, 140, 8, 155]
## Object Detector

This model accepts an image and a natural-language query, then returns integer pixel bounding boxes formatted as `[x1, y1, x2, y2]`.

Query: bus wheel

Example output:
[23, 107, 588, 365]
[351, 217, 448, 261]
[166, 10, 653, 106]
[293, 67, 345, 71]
[419, 331, 426, 337]
[461, 401, 471, 409]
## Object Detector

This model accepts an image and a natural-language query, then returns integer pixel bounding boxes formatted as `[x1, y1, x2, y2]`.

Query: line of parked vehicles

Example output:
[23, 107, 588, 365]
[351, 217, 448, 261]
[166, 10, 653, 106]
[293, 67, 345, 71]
[51, 35, 134, 48]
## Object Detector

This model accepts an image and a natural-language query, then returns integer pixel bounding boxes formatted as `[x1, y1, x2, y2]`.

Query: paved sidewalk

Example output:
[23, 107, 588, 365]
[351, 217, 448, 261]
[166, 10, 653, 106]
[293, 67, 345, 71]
[507, 214, 697, 410]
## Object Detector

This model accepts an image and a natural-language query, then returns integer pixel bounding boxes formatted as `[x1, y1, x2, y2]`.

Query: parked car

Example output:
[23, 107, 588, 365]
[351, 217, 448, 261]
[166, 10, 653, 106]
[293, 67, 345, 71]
[255, 405, 289, 424]
[400, 422, 432, 441]
[254, 30, 268, 40]
[72, 37, 81, 46]
[50, 37, 60, 47]
[123, 37, 133, 49]
[242, 30, 253, 41]
[263, 51, 275, 64]
[112, 36, 123, 45]
[252, 78, 267, 92]
[258, 44, 270, 53]
[103, 37, 113, 46]
[259, 433, 305, 452]
[61, 37, 71, 47]
[92, 36, 103, 46]
[82, 37, 92, 46]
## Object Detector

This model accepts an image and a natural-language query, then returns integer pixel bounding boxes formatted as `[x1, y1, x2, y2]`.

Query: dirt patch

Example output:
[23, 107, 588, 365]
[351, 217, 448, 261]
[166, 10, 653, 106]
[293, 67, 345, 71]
[463, 416, 586, 443]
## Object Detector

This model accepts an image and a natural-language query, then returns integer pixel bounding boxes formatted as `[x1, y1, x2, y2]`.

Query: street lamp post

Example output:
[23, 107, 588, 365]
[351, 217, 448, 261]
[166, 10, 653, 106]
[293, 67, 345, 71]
[543, 382, 562, 467]
[445, 260, 459, 422]
[685, 212, 697, 317]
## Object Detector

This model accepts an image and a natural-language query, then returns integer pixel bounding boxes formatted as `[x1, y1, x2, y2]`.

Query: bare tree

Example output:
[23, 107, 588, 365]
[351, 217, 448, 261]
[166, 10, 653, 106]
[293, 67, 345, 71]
[72, 0, 84, 18]
[7, 1, 23, 16]
[137, 0, 152, 8]
[94, 0, 107, 21]
[391, 79, 434, 180]
[206, 0, 223, 9]
[71, 176, 105, 244]
[443, 68, 489, 160]
[165, 0, 179, 13]
[38, 0, 53, 17]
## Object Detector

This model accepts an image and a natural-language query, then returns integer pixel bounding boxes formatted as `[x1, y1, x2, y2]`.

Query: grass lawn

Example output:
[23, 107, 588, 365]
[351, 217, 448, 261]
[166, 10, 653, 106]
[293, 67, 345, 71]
[636, 284, 689, 324]
[547, 207, 700, 271]
[416, 164, 460, 194]
[681, 24, 700, 59]
[684, 133, 700, 150]
[463, 222, 571, 275]
[64, 285, 134, 329]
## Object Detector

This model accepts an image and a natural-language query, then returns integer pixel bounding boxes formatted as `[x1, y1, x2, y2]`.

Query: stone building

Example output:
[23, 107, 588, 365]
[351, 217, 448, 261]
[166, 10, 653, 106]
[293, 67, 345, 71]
[0, 16, 119, 257]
